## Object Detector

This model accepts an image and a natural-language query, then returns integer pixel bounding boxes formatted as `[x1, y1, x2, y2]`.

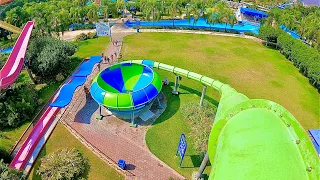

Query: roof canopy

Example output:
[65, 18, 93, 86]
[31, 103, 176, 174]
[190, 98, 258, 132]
[240, 7, 268, 18]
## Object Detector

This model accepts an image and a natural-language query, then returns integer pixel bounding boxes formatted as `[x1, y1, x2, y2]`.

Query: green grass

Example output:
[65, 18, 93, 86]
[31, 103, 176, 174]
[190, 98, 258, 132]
[28, 124, 124, 180]
[73, 36, 110, 59]
[122, 33, 320, 179]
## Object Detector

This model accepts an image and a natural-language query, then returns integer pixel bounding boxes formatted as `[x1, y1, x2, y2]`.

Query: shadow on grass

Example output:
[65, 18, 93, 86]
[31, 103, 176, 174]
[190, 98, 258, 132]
[152, 84, 180, 125]
[75, 96, 99, 124]
[179, 84, 219, 107]
[30, 146, 46, 180]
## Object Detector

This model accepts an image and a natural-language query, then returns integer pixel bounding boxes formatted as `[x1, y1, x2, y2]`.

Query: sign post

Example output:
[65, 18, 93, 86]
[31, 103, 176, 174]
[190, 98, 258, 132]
[176, 134, 187, 167]
[96, 22, 111, 37]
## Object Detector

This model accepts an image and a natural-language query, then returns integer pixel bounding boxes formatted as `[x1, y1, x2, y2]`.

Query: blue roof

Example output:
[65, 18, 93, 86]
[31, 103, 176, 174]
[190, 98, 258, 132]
[240, 7, 268, 18]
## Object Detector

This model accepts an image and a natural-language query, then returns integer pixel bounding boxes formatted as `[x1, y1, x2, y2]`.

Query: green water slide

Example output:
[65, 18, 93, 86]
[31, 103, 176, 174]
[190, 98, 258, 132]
[129, 60, 319, 180]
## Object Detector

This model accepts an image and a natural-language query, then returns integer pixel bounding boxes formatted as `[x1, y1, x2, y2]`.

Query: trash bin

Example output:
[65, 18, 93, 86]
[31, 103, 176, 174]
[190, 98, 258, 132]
[118, 159, 126, 170]
[137, 28, 140, 33]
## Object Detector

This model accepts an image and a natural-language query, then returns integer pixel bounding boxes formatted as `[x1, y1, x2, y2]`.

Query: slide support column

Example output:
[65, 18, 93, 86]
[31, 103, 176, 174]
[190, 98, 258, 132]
[200, 85, 207, 106]
[195, 151, 209, 179]
[172, 75, 180, 95]
[96, 105, 103, 120]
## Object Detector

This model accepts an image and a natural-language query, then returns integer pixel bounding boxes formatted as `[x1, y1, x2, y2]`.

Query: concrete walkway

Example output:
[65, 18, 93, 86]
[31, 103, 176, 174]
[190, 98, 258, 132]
[59, 23, 185, 180]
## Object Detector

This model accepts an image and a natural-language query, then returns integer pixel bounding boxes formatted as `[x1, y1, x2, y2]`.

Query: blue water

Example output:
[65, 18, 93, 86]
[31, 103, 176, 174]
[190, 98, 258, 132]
[0, 47, 13, 54]
[125, 18, 260, 34]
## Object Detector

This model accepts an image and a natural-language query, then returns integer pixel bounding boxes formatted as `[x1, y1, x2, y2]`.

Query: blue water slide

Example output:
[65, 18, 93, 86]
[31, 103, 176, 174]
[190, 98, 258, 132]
[74, 56, 102, 77]
[50, 77, 87, 108]
[50, 56, 102, 108]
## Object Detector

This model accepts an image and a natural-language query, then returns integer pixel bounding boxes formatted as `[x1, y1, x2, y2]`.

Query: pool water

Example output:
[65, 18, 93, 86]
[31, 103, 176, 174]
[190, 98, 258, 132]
[125, 18, 260, 34]
[0, 47, 13, 54]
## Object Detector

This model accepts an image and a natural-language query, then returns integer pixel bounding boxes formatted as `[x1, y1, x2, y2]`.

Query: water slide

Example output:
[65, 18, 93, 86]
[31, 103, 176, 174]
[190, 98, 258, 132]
[0, 21, 33, 91]
[0, 20, 22, 34]
[10, 56, 102, 171]
[129, 60, 320, 180]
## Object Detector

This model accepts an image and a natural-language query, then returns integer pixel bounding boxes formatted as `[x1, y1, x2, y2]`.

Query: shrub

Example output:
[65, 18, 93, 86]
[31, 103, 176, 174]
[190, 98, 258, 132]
[0, 82, 38, 128]
[87, 32, 97, 39]
[0, 54, 9, 69]
[55, 73, 65, 82]
[37, 148, 89, 180]
[75, 33, 87, 42]
[259, 25, 320, 90]
[0, 159, 25, 180]
[26, 37, 77, 81]
[181, 103, 216, 155]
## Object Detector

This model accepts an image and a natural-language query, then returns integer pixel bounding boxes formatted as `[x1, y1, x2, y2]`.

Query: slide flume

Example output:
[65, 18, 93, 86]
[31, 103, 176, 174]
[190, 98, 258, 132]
[0, 21, 34, 91]
[10, 56, 102, 173]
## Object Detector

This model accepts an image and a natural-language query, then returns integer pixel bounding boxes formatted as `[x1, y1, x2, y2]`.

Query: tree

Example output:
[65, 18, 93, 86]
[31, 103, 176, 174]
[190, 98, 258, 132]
[0, 82, 38, 128]
[168, 0, 183, 27]
[25, 37, 77, 80]
[0, 159, 25, 180]
[86, 4, 99, 22]
[37, 148, 89, 180]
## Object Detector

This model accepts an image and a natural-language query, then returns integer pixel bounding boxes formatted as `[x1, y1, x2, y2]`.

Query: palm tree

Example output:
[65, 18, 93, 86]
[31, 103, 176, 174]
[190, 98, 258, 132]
[168, 0, 182, 27]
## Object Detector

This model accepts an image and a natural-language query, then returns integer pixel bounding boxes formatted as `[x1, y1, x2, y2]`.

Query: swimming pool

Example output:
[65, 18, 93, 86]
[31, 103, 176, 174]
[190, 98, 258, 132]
[125, 18, 260, 34]
[0, 47, 13, 54]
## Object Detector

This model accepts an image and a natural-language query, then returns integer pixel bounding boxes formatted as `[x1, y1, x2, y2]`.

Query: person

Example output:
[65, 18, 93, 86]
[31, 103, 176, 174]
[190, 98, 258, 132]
[107, 57, 110, 63]
[84, 85, 89, 96]
[114, 52, 117, 57]
[104, 56, 107, 62]
[119, 53, 122, 59]
[101, 53, 104, 61]
[111, 54, 114, 61]
[97, 63, 101, 71]
[163, 78, 169, 86]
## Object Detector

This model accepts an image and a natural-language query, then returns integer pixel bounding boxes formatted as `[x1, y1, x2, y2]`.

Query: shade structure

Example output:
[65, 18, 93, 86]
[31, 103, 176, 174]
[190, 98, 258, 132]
[90, 62, 162, 119]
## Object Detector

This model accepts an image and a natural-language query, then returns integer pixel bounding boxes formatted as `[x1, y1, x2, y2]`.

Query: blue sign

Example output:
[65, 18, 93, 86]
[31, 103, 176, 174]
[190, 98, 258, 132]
[96, 23, 111, 36]
[176, 134, 187, 167]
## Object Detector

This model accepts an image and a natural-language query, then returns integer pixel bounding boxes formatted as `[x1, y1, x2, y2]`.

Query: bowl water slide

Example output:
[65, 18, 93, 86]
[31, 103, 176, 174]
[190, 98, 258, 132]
[10, 56, 102, 172]
[0, 21, 32, 91]
[90, 62, 162, 121]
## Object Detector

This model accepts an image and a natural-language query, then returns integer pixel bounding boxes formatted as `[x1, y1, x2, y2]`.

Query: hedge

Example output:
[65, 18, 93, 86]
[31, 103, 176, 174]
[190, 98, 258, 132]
[259, 25, 320, 90]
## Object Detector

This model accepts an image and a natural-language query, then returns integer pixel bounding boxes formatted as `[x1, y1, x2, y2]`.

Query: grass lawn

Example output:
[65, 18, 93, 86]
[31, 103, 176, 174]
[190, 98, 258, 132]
[121, 32, 320, 179]
[28, 123, 124, 180]
[73, 36, 109, 59]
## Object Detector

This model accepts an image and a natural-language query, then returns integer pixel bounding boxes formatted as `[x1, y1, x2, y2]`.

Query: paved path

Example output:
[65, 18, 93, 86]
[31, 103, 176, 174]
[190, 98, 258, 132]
[59, 23, 185, 180]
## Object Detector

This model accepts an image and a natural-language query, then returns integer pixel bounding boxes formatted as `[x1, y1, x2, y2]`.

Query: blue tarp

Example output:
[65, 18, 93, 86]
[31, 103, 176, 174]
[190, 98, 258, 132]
[125, 18, 261, 34]
[280, 25, 301, 39]
[240, 7, 268, 18]
[309, 129, 320, 154]
[50, 56, 102, 108]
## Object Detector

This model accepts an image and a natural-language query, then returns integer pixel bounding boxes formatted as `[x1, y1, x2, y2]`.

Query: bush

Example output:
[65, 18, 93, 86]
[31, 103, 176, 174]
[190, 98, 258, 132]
[87, 32, 97, 39]
[181, 103, 216, 155]
[0, 159, 25, 180]
[75, 33, 87, 42]
[0, 54, 9, 69]
[37, 148, 89, 180]
[259, 25, 320, 90]
[26, 37, 77, 81]
[0, 83, 38, 128]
